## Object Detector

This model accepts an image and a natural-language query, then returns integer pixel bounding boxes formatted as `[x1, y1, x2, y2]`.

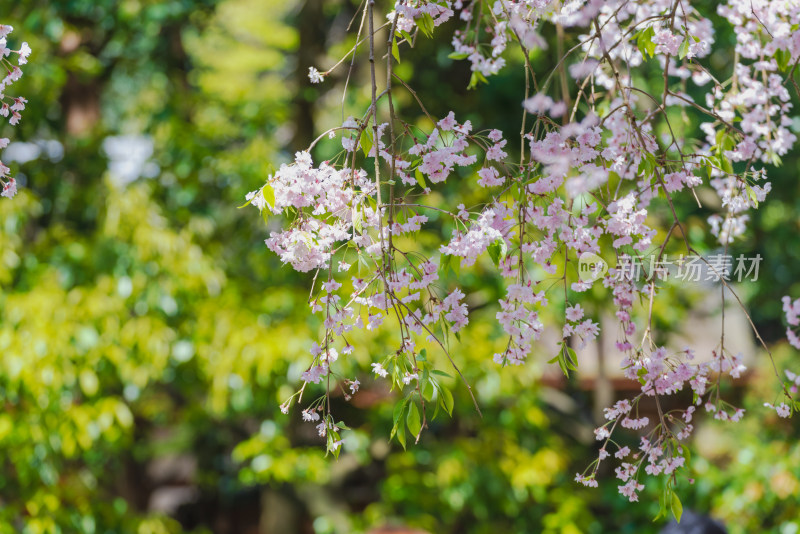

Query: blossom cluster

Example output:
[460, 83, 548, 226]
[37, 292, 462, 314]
[253, 113, 493, 411]
[0, 24, 30, 199]
[577, 346, 748, 502]
[255, 0, 800, 505]
[783, 296, 800, 350]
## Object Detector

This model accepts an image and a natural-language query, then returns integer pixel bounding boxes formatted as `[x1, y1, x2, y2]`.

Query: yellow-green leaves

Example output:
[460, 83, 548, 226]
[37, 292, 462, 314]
[677, 36, 690, 60]
[468, 70, 488, 90]
[262, 183, 275, 210]
[360, 128, 373, 157]
[636, 26, 656, 59]
[407, 401, 422, 438]
[437, 383, 454, 416]
[414, 167, 427, 189]
[391, 398, 409, 449]
[487, 238, 508, 267]
[79, 369, 99, 397]
[549, 342, 579, 377]
[447, 51, 470, 60]
[417, 13, 435, 38]
[671, 491, 683, 523]
[776, 48, 791, 71]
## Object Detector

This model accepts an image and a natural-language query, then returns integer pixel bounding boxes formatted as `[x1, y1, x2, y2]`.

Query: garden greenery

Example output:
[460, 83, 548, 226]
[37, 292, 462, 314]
[5, 0, 800, 523]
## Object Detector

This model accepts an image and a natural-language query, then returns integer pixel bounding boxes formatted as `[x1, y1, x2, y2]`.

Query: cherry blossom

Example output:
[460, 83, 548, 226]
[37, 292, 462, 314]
[249, 0, 800, 505]
[0, 24, 30, 197]
[308, 66, 324, 84]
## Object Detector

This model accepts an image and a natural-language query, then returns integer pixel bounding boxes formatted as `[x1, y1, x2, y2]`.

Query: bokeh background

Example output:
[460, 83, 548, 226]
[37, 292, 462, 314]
[2, 1, 800, 533]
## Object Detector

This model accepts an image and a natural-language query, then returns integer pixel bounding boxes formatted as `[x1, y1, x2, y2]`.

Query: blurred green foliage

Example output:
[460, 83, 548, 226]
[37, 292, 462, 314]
[0, 0, 798, 533]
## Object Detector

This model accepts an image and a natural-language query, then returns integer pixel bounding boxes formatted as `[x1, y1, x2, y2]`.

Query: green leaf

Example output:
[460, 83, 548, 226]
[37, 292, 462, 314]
[653, 488, 668, 522]
[448, 51, 470, 60]
[391, 38, 401, 63]
[565, 346, 579, 371]
[423, 380, 435, 401]
[487, 242, 501, 266]
[417, 13, 435, 37]
[262, 184, 275, 210]
[638, 153, 655, 176]
[487, 238, 508, 266]
[745, 184, 759, 208]
[415, 167, 427, 189]
[636, 26, 656, 59]
[352, 209, 363, 233]
[396, 423, 407, 449]
[718, 131, 736, 152]
[467, 70, 488, 90]
[357, 252, 369, 275]
[635, 29, 645, 56]
[407, 402, 422, 438]
[776, 48, 791, 71]
[715, 129, 725, 148]
[391, 362, 403, 391]
[439, 386, 454, 416]
[678, 37, 690, 60]
[237, 184, 274, 212]
[432, 396, 441, 419]
[360, 129, 373, 157]
[720, 156, 733, 175]
[440, 253, 460, 277]
[439, 254, 452, 277]
[645, 31, 657, 57]
[671, 491, 683, 523]
[391, 398, 410, 448]
[653, 508, 666, 522]
[549, 346, 575, 377]
[393, 398, 409, 427]
[636, 366, 648, 385]
[557, 353, 569, 377]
